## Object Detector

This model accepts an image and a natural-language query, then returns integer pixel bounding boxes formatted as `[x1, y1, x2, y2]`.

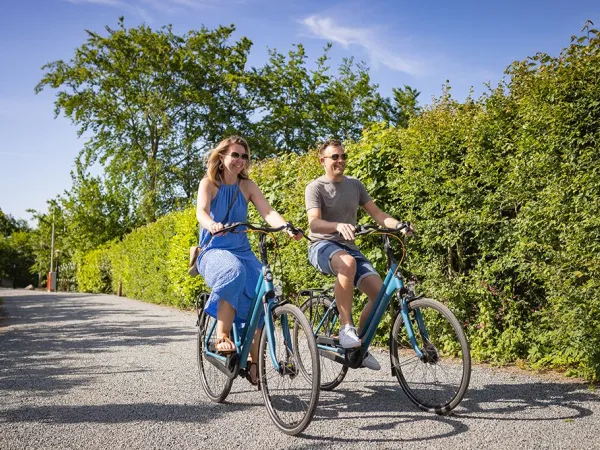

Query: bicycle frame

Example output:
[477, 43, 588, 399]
[313, 230, 427, 361]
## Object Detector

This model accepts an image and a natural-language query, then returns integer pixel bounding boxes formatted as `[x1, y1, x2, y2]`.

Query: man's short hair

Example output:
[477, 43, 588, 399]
[318, 138, 344, 155]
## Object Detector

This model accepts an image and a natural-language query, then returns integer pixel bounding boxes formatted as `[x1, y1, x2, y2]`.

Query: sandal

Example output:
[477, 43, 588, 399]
[245, 362, 259, 387]
[215, 335, 236, 354]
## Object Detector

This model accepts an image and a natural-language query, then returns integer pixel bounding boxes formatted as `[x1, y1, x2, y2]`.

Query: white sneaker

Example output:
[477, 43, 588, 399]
[339, 324, 361, 348]
[361, 352, 381, 371]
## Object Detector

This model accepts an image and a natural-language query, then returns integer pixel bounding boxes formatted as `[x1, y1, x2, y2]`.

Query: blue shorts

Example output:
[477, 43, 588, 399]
[308, 240, 378, 288]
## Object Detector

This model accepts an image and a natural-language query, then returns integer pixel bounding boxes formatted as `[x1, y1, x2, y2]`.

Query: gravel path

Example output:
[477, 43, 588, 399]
[1, 288, 598, 449]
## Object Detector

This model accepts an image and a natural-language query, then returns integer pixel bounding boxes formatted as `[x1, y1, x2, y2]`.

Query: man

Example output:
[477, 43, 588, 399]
[305, 139, 411, 370]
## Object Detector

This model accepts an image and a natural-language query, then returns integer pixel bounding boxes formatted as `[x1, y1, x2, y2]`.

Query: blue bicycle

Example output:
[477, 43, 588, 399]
[300, 224, 471, 414]
[195, 222, 320, 435]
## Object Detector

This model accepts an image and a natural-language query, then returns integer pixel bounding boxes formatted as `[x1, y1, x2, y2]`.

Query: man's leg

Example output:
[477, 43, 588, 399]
[330, 251, 357, 326]
[355, 273, 384, 371]
[308, 242, 360, 348]
[357, 274, 383, 332]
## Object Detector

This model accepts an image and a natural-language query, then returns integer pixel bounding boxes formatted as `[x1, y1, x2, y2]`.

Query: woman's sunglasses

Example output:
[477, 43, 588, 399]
[226, 151, 249, 161]
[323, 153, 348, 161]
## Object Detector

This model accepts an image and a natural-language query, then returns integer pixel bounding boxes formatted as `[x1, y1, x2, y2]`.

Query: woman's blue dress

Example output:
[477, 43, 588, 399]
[195, 182, 263, 325]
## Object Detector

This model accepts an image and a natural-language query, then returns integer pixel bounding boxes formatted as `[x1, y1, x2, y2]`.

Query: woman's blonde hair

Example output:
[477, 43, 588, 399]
[205, 135, 251, 186]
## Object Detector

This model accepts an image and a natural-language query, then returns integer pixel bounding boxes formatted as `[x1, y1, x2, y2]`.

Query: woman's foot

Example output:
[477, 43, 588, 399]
[215, 335, 236, 354]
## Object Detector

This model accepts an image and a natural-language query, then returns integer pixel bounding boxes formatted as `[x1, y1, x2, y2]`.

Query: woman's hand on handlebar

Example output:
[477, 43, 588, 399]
[209, 222, 225, 235]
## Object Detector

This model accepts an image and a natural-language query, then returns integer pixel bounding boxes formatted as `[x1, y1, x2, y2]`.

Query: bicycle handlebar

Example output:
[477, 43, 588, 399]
[212, 222, 305, 237]
[354, 222, 411, 236]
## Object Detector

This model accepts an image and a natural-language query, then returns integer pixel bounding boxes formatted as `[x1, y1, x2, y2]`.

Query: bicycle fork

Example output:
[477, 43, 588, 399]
[398, 294, 428, 360]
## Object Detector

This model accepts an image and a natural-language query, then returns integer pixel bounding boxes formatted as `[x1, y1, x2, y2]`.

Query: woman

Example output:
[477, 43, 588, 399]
[192, 135, 299, 386]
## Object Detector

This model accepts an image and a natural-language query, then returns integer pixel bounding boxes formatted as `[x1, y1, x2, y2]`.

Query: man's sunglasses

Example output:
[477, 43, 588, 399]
[226, 151, 249, 161]
[323, 153, 348, 161]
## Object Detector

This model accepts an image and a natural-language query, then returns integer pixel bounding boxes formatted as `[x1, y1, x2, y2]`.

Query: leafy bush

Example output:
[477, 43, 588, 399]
[76, 245, 112, 293]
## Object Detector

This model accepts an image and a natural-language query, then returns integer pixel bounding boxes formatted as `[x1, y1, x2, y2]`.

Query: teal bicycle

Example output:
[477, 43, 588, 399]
[299, 224, 471, 414]
[195, 223, 320, 435]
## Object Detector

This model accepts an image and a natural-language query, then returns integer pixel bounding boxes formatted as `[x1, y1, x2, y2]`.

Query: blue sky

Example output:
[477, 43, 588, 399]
[1, 0, 598, 223]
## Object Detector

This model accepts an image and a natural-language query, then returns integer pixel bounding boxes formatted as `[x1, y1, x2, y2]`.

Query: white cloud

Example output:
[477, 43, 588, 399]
[67, 0, 124, 6]
[300, 15, 425, 76]
[66, 0, 220, 19]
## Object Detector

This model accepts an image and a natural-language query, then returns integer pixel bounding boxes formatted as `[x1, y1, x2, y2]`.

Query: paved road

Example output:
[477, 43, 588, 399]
[1, 289, 598, 449]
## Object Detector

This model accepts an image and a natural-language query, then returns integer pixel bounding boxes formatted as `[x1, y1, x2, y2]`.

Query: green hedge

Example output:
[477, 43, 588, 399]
[75, 28, 600, 380]
[77, 209, 209, 308]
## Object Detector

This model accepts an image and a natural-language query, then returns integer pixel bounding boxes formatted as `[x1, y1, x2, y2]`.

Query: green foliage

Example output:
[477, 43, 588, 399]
[0, 209, 34, 286]
[0, 209, 29, 237]
[163, 208, 208, 307]
[27, 202, 68, 283]
[387, 85, 421, 128]
[76, 246, 112, 293]
[60, 160, 140, 256]
[0, 230, 36, 287]
[76, 206, 207, 308]
[109, 213, 177, 304]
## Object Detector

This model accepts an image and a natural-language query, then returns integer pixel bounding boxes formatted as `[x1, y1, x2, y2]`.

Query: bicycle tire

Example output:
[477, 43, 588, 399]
[197, 310, 234, 403]
[300, 295, 348, 391]
[390, 297, 471, 414]
[259, 303, 320, 436]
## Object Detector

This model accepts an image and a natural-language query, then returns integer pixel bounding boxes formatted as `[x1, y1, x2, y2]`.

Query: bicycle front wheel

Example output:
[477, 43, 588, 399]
[259, 303, 320, 436]
[390, 297, 471, 414]
[300, 295, 348, 391]
[197, 311, 234, 403]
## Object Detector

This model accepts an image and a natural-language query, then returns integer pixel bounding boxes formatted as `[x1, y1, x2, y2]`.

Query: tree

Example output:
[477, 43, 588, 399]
[319, 57, 390, 141]
[0, 209, 28, 237]
[36, 18, 254, 224]
[247, 43, 331, 155]
[0, 208, 34, 286]
[248, 45, 393, 153]
[387, 84, 421, 128]
[58, 160, 139, 254]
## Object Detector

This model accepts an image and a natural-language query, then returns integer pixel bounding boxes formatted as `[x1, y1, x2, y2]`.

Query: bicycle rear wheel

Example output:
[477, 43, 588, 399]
[300, 295, 348, 391]
[197, 310, 234, 403]
[390, 297, 471, 414]
[259, 303, 320, 436]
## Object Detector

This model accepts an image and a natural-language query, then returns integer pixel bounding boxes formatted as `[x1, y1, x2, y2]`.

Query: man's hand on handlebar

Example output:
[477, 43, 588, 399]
[396, 221, 415, 237]
[336, 222, 356, 240]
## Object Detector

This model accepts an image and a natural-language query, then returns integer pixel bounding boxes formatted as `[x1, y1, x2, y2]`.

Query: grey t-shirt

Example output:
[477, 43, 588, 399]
[305, 175, 372, 249]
